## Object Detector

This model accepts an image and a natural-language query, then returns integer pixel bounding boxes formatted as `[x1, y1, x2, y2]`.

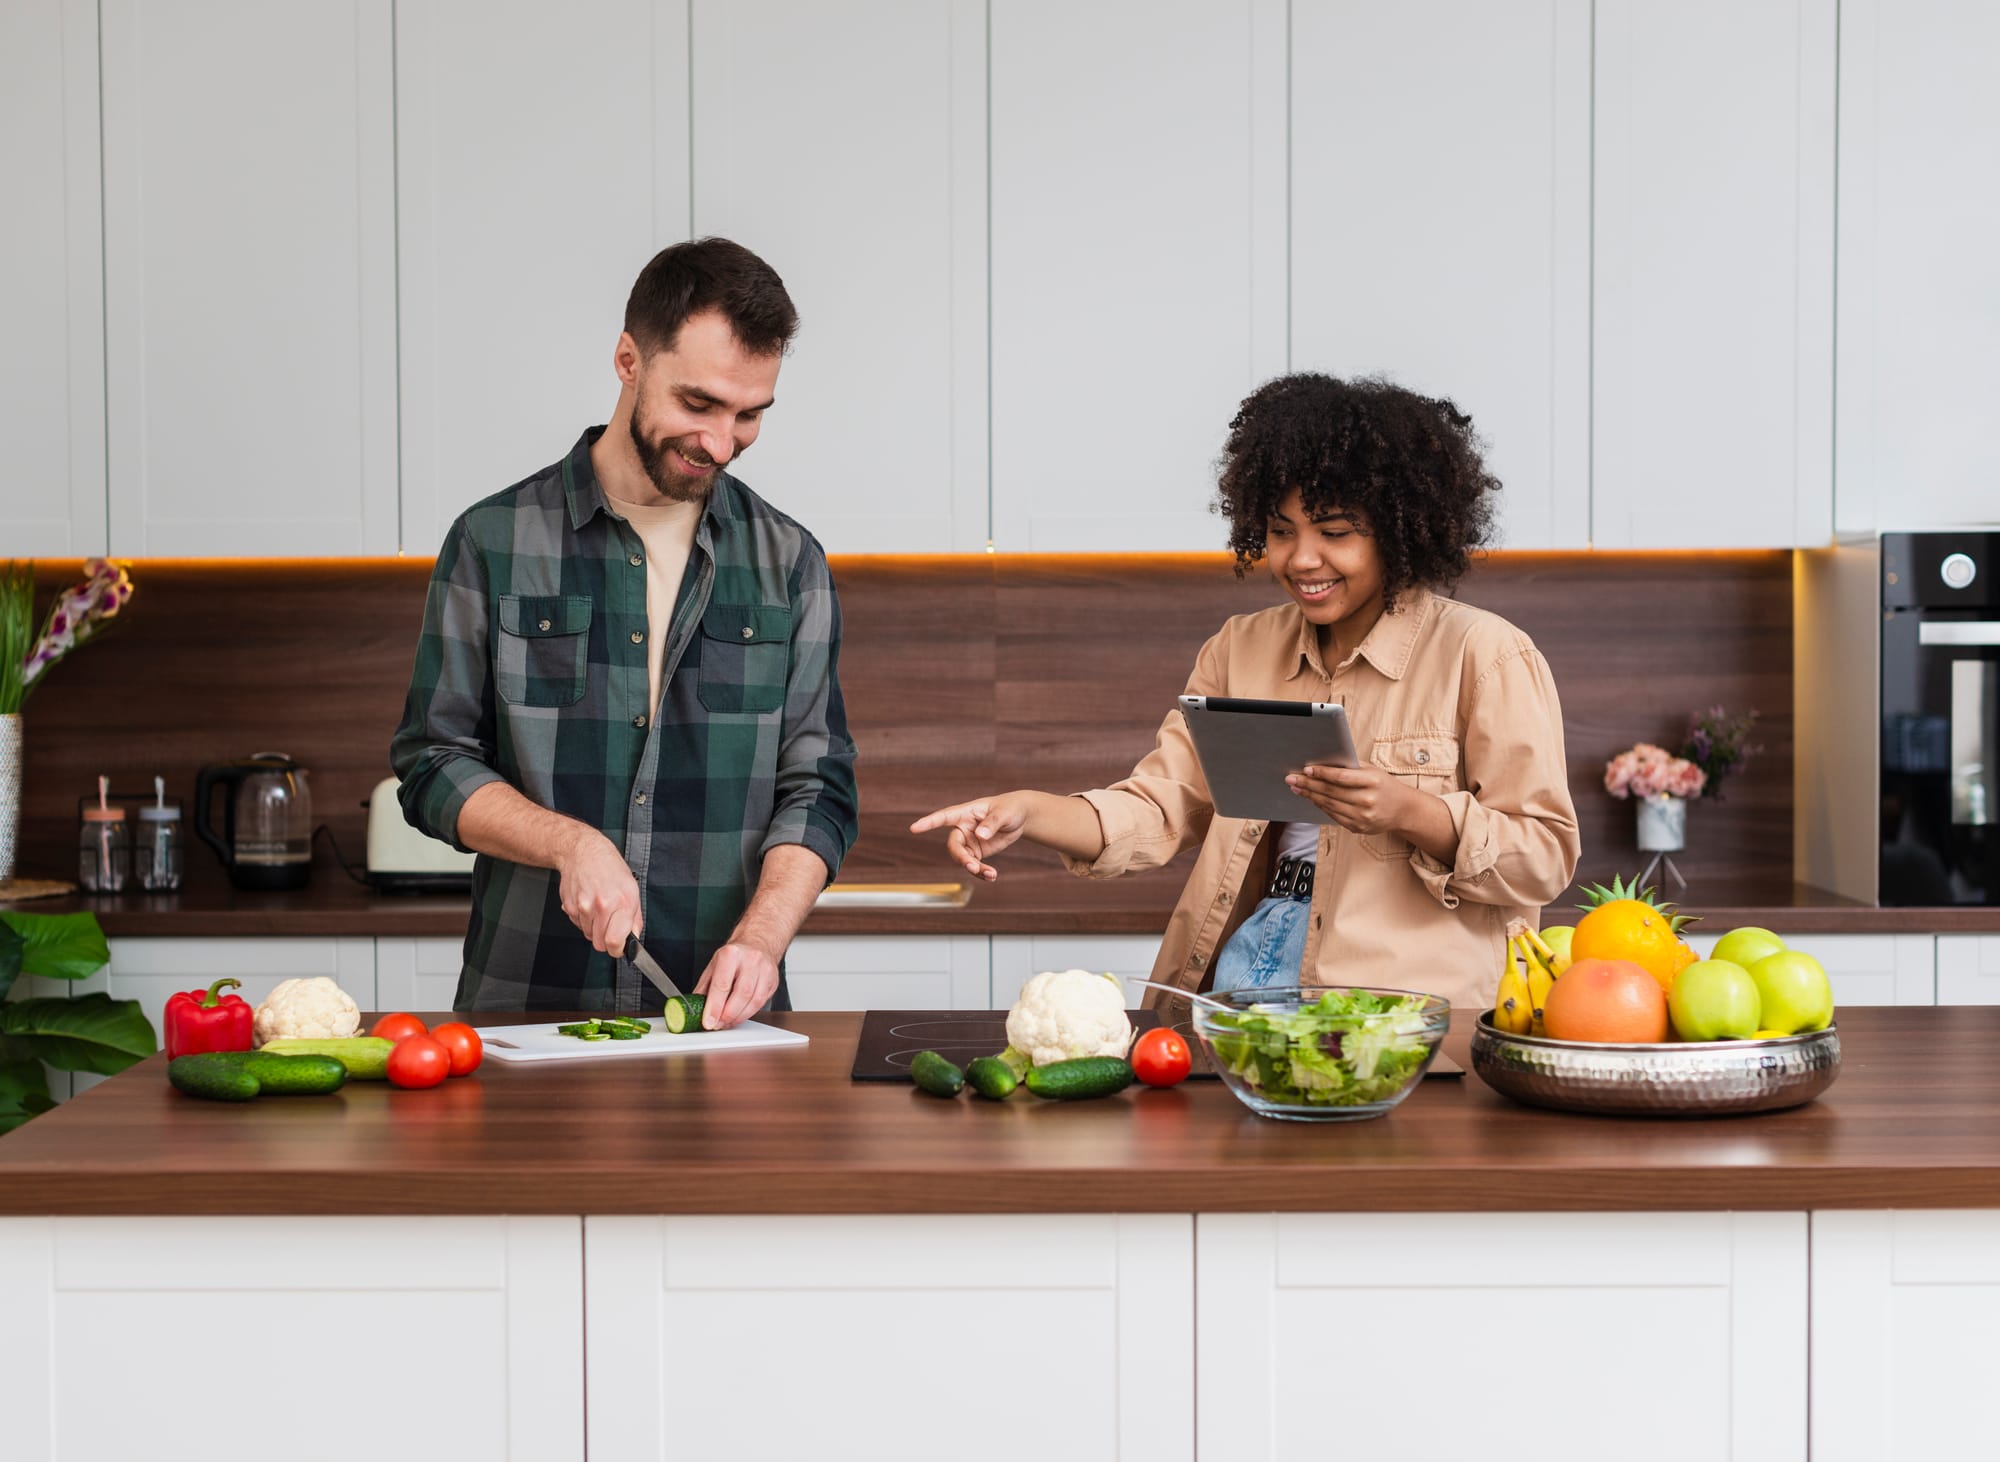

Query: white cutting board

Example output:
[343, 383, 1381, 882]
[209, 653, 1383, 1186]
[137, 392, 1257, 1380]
[480, 1019, 808, 1062]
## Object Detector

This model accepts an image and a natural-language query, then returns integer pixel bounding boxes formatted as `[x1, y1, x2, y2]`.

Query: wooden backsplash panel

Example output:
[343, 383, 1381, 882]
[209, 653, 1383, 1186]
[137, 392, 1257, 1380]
[10, 553, 1793, 893]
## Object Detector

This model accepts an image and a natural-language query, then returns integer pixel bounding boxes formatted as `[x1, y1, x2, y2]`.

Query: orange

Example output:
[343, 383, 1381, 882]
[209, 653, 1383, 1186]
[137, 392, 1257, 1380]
[1541, 958, 1670, 1044]
[1570, 899, 1687, 992]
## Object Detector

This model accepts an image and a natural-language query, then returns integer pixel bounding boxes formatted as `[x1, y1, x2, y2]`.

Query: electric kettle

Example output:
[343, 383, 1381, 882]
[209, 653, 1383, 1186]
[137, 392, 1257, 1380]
[194, 753, 314, 890]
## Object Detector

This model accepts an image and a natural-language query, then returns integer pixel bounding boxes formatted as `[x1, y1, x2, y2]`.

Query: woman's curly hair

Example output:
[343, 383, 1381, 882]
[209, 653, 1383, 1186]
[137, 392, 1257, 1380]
[1214, 373, 1500, 611]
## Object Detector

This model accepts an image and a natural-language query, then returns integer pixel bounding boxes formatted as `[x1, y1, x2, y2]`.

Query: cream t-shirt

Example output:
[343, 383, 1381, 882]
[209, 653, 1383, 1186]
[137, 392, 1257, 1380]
[606, 494, 702, 714]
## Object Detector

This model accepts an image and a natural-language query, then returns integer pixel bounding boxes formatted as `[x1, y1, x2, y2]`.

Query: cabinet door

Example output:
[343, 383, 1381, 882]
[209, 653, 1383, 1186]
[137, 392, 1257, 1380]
[1937, 935, 2000, 1005]
[1814, 1211, 2000, 1459]
[587, 1214, 1192, 1461]
[1835, 1, 2000, 534]
[396, 0, 689, 556]
[100, 0, 398, 556]
[1592, 0, 1836, 548]
[990, 0, 1287, 552]
[1200, 1212, 1806, 1461]
[1290, 0, 1590, 550]
[0, 0, 106, 555]
[782, 935, 989, 1011]
[690, 0, 987, 553]
[375, 935, 468, 1014]
[0, 1215, 582, 1462]
[1685, 931, 1934, 1007]
[990, 934, 1165, 1011]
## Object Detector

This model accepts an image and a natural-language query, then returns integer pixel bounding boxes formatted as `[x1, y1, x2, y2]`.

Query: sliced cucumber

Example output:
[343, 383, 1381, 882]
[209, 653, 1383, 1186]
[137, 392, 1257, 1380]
[663, 995, 707, 1034]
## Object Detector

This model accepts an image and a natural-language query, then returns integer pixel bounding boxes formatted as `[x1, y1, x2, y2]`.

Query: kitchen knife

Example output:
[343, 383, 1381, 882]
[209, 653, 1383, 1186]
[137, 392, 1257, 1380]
[622, 933, 685, 1000]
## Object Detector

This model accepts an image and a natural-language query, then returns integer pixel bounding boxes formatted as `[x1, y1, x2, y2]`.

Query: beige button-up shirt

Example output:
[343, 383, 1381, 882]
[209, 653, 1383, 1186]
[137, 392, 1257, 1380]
[1066, 588, 1580, 1013]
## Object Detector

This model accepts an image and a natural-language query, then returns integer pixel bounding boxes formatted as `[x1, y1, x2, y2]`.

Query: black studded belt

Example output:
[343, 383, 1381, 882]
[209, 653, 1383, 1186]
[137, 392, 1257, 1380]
[1268, 856, 1315, 901]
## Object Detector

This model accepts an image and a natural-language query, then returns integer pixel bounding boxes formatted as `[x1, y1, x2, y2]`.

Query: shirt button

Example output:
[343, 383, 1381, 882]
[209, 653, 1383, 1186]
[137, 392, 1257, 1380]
[1217, 890, 1232, 906]
[633, 715, 647, 729]
[635, 793, 648, 805]
[630, 630, 644, 644]
[538, 618, 552, 632]
[741, 625, 755, 640]
[629, 553, 643, 567]
[1415, 749, 1430, 765]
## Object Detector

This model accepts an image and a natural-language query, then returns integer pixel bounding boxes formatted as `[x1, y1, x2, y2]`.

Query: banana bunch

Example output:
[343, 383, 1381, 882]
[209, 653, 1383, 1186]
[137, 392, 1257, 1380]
[1492, 927, 1568, 1035]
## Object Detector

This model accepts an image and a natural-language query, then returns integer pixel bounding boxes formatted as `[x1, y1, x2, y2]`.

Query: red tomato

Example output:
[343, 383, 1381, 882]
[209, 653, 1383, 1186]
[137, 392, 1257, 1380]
[429, 1022, 484, 1077]
[1131, 1027, 1192, 1088]
[386, 1034, 451, 1089]
[371, 1012, 429, 1044]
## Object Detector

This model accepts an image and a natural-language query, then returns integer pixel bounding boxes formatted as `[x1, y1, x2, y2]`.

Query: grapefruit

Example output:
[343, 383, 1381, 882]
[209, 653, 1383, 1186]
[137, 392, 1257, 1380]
[1540, 958, 1670, 1044]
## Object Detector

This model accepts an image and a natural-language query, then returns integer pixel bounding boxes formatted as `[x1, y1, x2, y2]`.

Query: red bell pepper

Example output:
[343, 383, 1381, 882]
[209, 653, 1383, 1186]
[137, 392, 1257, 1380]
[164, 977, 256, 1059]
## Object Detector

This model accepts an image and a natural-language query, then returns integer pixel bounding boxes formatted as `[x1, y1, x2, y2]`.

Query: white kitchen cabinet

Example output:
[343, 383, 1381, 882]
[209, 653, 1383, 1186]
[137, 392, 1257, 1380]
[1591, 0, 1836, 549]
[1685, 930, 1935, 1007]
[0, 1215, 583, 1462]
[989, 0, 1287, 552]
[783, 934, 989, 1012]
[1936, 935, 2000, 1005]
[1290, 0, 1590, 550]
[1, 0, 107, 555]
[1813, 1211, 2000, 1459]
[99, 0, 398, 557]
[1835, 1, 2000, 535]
[689, 0, 988, 553]
[990, 933, 1165, 1011]
[1199, 1211, 1806, 1461]
[586, 1213, 1192, 1461]
[376, 935, 469, 1014]
[395, 0, 689, 557]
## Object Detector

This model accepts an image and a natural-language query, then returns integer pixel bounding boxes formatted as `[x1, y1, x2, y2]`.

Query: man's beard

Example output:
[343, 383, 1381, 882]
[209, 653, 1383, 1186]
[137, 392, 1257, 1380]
[629, 394, 722, 503]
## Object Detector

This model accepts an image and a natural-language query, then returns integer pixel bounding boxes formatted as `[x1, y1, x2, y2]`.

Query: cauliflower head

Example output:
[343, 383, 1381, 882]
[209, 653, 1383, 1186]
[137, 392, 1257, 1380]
[1005, 969, 1133, 1068]
[254, 977, 361, 1044]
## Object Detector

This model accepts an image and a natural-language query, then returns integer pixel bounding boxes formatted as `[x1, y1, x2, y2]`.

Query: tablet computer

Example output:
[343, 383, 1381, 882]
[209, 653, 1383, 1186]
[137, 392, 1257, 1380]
[1177, 695, 1360, 824]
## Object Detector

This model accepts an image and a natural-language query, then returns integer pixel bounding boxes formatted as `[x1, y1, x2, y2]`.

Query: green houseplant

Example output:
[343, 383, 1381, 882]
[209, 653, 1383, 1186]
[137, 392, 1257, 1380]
[0, 910, 156, 1134]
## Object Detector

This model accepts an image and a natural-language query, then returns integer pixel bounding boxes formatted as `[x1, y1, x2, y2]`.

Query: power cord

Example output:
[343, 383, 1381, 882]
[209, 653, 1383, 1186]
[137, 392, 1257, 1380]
[312, 823, 374, 887]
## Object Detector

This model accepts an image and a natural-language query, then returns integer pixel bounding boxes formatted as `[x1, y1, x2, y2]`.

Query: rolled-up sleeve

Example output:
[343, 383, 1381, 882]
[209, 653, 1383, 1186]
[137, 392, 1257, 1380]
[389, 522, 505, 851]
[1411, 643, 1579, 909]
[1064, 628, 1227, 879]
[758, 540, 859, 879]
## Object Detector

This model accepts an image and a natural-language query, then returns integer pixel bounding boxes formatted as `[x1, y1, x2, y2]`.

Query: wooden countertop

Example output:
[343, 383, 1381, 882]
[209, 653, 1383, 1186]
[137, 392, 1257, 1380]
[4, 1007, 1999, 1216]
[11, 844, 2000, 936]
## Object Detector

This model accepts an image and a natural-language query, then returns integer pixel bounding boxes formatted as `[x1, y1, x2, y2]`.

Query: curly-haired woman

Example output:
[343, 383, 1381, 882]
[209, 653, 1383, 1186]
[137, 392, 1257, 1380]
[912, 374, 1580, 1011]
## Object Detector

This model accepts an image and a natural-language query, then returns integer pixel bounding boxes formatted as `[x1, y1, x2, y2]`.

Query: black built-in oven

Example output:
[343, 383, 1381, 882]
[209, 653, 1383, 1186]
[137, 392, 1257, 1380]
[1882, 532, 2000, 905]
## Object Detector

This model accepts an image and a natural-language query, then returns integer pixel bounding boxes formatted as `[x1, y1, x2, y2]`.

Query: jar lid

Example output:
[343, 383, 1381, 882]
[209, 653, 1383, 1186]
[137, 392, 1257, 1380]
[82, 807, 126, 822]
[138, 804, 181, 821]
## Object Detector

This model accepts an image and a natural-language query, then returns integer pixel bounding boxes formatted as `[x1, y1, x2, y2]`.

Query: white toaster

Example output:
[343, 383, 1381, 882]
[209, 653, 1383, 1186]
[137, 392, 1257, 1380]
[365, 776, 476, 892]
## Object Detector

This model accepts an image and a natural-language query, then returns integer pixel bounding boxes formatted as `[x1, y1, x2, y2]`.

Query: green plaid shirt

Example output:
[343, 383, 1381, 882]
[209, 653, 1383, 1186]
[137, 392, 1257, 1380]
[391, 428, 859, 1012]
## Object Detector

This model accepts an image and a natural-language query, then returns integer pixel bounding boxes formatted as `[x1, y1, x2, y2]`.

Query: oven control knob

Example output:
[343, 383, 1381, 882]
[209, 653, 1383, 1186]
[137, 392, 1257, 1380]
[1941, 552, 1977, 591]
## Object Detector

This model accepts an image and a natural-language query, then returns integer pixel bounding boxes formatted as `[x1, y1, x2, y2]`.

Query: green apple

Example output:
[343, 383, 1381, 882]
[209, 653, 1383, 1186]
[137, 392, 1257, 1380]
[1711, 926, 1786, 971]
[1538, 926, 1575, 974]
[1747, 950, 1835, 1033]
[1668, 959, 1762, 1041]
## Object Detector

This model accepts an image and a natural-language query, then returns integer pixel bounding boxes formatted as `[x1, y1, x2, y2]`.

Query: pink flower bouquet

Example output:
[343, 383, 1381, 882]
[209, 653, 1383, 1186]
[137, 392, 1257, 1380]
[1603, 742, 1707, 801]
[1, 559, 136, 714]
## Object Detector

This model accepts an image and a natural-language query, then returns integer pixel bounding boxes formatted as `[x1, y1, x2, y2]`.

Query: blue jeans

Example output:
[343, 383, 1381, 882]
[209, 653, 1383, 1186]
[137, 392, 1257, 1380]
[1212, 895, 1311, 993]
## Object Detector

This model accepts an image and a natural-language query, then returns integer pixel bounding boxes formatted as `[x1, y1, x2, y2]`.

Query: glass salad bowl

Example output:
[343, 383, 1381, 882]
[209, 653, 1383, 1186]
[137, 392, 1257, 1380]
[1190, 986, 1450, 1121]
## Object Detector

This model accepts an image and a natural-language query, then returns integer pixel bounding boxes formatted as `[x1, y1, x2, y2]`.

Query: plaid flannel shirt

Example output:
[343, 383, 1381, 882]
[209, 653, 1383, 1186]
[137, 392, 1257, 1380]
[391, 428, 859, 1012]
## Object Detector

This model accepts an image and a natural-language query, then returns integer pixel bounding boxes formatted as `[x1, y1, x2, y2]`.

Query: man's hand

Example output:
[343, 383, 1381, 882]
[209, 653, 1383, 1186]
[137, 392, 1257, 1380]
[694, 941, 782, 1029]
[556, 826, 646, 957]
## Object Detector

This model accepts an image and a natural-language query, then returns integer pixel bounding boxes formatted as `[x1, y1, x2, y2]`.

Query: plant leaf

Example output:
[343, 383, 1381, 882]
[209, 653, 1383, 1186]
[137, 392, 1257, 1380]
[0, 910, 110, 981]
[0, 993, 157, 1074]
[0, 1054, 56, 1135]
[0, 920, 19, 1003]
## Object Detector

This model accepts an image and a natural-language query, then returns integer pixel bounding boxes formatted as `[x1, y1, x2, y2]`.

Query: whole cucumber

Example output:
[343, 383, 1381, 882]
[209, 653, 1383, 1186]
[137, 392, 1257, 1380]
[909, 1050, 965, 1098]
[167, 1051, 346, 1101]
[965, 1055, 1019, 1100]
[243, 1052, 347, 1095]
[1024, 1056, 1134, 1101]
[258, 1036, 395, 1080]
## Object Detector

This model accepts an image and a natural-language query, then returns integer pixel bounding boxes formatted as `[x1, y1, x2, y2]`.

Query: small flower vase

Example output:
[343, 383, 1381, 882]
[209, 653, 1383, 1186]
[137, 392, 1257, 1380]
[0, 712, 19, 882]
[1636, 793, 1686, 853]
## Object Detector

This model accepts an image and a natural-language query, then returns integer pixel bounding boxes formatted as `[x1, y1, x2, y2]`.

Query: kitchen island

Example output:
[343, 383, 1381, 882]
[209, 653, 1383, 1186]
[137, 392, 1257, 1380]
[3, 1007, 1997, 1460]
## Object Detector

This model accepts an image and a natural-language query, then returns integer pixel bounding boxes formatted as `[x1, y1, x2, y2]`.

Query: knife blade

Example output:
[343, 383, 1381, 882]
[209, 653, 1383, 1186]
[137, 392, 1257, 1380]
[622, 933, 685, 1000]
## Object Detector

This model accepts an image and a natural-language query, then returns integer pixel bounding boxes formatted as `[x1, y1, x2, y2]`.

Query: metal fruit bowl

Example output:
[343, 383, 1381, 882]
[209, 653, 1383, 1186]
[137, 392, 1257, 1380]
[1470, 1015, 1840, 1117]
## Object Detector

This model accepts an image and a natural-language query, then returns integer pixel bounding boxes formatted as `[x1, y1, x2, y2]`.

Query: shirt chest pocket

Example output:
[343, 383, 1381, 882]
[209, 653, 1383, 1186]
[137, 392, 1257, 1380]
[1361, 732, 1462, 860]
[697, 602, 792, 715]
[496, 595, 593, 708]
